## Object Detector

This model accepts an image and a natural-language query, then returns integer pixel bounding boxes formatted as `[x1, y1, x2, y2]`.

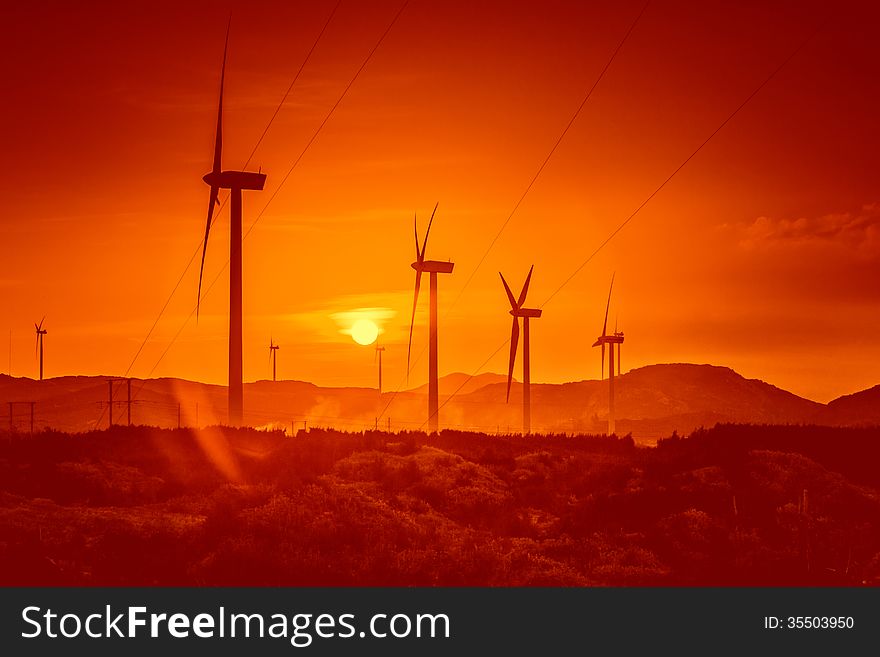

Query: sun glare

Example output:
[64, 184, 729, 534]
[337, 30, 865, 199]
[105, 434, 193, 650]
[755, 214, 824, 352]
[351, 319, 379, 345]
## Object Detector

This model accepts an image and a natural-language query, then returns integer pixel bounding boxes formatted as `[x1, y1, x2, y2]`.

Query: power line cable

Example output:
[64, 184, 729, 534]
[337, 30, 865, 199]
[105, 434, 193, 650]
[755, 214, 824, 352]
[96, 2, 347, 429]
[102, 0, 411, 428]
[446, 0, 651, 313]
[378, 1, 650, 421]
[241, 0, 411, 245]
[415, 15, 826, 429]
[119, 1, 342, 383]
[540, 20, 823, 308]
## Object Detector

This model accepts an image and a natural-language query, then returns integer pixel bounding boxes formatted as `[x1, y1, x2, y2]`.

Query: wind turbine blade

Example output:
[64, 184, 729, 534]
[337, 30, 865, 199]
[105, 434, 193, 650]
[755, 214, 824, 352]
[420, 202, 438, 261]
[196, 185, 219, 318]
[406, 271, 422, 383]
[37, 316, 45, 331]
[506, 316, 519, 403]
[197, 23, 229, 320]
[517, 264, 534, 308]
[413, 213, 421, 261]
[601, 343, 605, 380]
[499, 272, 517, 308]
[602, 273, 615, 337]
[212, 19, 229, 177]
[617, 343, 621, 376]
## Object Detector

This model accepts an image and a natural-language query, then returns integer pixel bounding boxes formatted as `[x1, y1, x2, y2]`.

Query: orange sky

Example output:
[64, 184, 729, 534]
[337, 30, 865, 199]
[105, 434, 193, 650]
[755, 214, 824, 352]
[1, 0, 878, 403]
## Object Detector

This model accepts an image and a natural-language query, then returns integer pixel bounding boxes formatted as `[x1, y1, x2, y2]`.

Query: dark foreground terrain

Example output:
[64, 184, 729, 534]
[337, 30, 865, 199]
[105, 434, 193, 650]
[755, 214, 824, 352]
[1, 423, 879, 586]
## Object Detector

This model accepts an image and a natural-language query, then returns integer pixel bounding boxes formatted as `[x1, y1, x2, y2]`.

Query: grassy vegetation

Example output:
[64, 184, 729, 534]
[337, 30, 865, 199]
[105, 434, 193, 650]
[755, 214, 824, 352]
[0, 423, 878, 585]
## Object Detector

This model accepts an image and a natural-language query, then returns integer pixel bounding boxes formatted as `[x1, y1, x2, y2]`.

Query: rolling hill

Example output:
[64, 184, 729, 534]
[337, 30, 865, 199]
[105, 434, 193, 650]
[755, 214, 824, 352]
[0, 364, 876, 442]
[818, 384, 880, 426]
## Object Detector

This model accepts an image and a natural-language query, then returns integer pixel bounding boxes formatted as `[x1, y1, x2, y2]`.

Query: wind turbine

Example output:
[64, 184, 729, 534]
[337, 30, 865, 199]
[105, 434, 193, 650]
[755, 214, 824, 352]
[614, 315, 622, 375]
[407, 202, 454, 434]
[196, 24, 266, 426]
[592, 274, 624, 435]
[375, 342, 385, 394]
[500, 265, 541, 435]
[269, 338, 279, 382]
[34, 317, 47, 381]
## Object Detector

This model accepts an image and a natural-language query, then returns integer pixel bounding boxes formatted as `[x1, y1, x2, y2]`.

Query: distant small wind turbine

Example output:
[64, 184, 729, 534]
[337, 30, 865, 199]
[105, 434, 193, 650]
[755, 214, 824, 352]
[269, 338, 279, 382]
[592, 274, 624, 435]
[34, 317, 47, 381]
[375, 342, 385, 395]
[407, 202, 454, 434]
[500, 265, 541, 435]
[196, 22, 266, 426]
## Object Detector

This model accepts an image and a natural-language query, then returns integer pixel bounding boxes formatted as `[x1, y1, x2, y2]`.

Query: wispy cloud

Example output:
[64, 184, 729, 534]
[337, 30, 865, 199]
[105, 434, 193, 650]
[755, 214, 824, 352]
[739, 204, 880, 256]
[276, 291, 411, 344]
[330, 307, 397, 338]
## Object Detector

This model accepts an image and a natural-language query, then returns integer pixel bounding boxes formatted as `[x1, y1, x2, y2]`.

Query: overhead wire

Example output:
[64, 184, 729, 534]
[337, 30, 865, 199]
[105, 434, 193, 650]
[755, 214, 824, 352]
[106, 3, 824, 435]
[95, 0, 411, 430]
[377, 0, 651, 422]
[414, 15, 827, 431]
[447, 0, 652, 313]
[95, 1, 347, 429]
[118, 0, 342, 385]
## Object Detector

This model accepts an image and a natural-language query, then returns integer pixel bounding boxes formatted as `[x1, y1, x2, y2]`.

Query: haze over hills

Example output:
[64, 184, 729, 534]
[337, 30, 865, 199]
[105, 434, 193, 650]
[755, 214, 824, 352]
[0, 364, 877, 442]
[406, 372, 509, 396]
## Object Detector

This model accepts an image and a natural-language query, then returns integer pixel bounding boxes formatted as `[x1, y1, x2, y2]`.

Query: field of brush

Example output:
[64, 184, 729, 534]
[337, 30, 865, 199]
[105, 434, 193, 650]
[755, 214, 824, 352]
[1, 423, 879, 586]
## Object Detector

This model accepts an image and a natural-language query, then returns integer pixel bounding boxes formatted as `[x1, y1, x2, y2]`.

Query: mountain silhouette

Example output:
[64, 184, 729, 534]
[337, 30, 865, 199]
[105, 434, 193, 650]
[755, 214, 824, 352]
[0, 364, 875, 441]
[407, 372, 510, 396]
[818, 384, 880, 426]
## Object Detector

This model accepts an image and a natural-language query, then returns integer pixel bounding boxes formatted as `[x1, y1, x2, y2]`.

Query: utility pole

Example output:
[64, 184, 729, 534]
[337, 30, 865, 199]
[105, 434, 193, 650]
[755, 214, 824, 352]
[108, 378, 132, 428]
[7, 401, 36, 434]
[178, 403, 181, 429]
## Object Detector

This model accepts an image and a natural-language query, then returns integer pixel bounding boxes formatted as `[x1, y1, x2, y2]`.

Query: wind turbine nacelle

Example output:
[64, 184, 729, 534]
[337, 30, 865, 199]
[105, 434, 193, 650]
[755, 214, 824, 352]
[411, 260, 455, 274]
[511, 308, 542, 318]
[203, 170, 267, 191]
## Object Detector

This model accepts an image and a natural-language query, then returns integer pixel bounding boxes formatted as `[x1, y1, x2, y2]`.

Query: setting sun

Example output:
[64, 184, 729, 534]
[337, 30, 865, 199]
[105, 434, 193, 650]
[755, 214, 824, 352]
[350, 319, 379, 346]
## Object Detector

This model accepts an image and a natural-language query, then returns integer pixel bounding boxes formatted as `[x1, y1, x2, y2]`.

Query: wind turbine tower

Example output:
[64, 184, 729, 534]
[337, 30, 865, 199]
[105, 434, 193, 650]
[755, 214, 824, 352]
[269, 338, 279, 382]
[500, 265, 541, 435]
[34, 318, 47, 381]
[196, 25, 266, 426]
[375, 342, 385, 394]
[592, 275, 624, 435]
[407, 203, 454, 434]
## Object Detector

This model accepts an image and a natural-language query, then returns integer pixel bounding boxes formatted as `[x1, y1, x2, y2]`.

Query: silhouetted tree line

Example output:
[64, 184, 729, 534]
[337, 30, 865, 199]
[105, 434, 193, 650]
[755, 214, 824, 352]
[656, 424, 880, 488]
[0, 423, 878, 586]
